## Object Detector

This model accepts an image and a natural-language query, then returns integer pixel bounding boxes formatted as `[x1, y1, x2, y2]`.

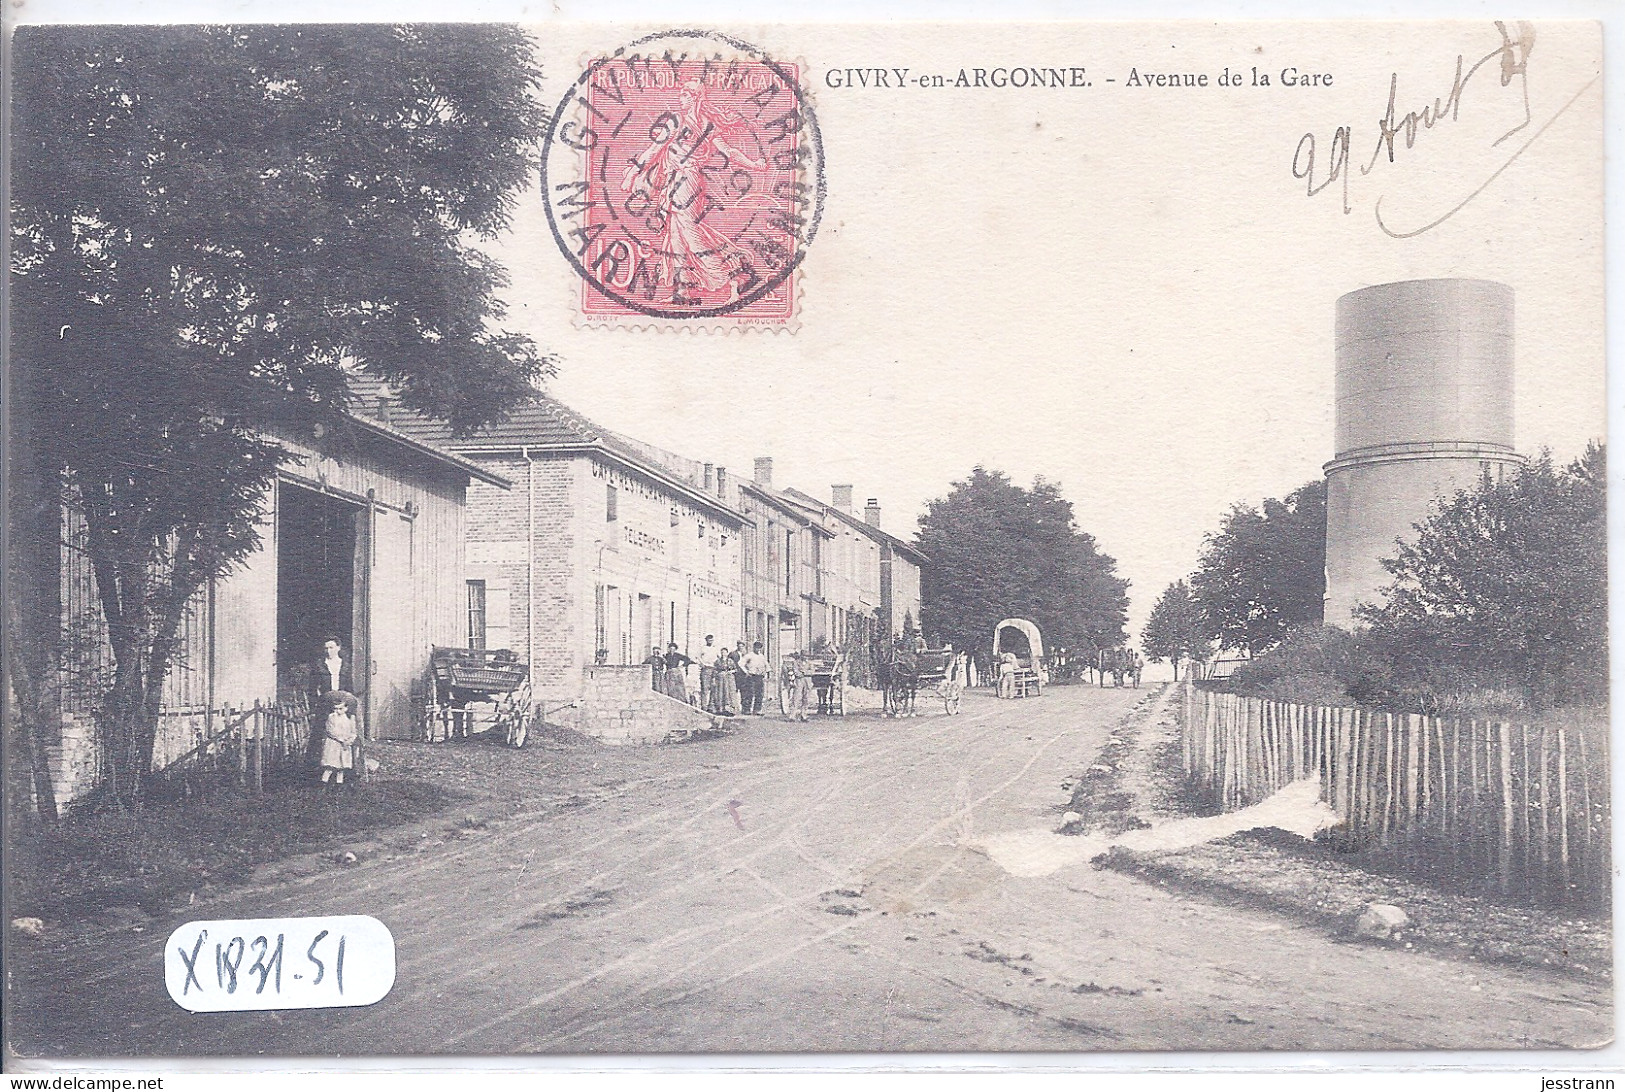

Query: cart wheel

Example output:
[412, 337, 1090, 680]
[778, 675, 791, 716]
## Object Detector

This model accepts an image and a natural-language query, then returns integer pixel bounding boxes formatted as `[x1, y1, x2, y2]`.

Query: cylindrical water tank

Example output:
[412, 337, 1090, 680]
[1323, 279, 1521, 628]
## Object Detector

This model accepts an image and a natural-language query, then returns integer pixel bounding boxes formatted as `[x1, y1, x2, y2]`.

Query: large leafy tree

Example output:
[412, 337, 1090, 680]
[1191, 479, 1325, 655]
[1140, 579, 1209, 679]
[1358, 445, 1606, 710]
[9, 25, 552, 805]
[915, 468, 1129, 661]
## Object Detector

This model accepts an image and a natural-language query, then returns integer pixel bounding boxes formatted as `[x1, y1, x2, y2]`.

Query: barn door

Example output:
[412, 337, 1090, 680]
[369, 507, 416, 740]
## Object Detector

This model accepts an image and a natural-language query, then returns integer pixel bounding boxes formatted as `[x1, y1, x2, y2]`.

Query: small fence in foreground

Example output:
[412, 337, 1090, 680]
[1181, 684, 1609, 907]
[151, 695, 329, 794]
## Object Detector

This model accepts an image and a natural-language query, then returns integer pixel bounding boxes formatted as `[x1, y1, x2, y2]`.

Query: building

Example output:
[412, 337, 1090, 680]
[383, 393, 746, 739]
[781, 485, 926, 648]
[1323, 278, 1522, 627]
[45, 408, 506, 803]
[739, 457, 828, 665]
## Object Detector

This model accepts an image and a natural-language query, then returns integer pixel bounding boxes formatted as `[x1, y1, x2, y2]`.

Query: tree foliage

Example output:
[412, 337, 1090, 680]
[1140, 579, 1208, 678]
[8, 25, 552, 803]
[1357, 445, 1606, 710]
[1191, 479, 1325, 655]
[916, 468, 1129, 661]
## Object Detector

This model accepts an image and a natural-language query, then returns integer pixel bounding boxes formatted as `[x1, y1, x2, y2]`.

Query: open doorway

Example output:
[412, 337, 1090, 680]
[276, 483, 363, 705]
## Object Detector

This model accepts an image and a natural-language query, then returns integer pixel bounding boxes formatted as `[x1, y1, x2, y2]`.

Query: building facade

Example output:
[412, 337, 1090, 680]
[45, 411, 502, 803]
[391, 396, 746, 708]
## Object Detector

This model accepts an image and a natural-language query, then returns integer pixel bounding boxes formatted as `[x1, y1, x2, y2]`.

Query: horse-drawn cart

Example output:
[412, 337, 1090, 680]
[423, 647, 532, 744]
[778, 650, 846, 717]
[879, 644, 966, 716]
[993, 618, 1047, 698]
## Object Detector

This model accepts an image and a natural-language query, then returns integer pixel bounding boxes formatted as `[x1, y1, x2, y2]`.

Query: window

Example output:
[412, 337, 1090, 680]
[594, 584, 607, 653]
[606, 484, 618, 522]
[466, 580, 487, 650]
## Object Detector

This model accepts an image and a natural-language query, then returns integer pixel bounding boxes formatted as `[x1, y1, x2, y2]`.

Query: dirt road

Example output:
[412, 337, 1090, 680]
[8, 683, 1610, 1056]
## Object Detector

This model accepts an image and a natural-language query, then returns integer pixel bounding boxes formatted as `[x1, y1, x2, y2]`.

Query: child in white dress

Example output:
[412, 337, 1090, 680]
[318, 692, 358, 788]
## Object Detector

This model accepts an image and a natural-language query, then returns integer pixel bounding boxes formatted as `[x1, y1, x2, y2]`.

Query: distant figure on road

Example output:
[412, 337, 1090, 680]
[997, 651, 1018, 699]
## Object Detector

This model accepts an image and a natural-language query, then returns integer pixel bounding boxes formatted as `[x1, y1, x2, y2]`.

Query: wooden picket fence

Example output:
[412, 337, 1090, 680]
[1181, 683, 1610, 907]
[152, 694, 335, 794]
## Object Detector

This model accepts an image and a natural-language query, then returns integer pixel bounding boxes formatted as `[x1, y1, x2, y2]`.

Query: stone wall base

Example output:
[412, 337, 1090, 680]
[569, 665, 723, 745]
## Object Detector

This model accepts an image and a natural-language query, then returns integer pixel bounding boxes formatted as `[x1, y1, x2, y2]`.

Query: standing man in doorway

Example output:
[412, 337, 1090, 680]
[310, 635, 353, 705]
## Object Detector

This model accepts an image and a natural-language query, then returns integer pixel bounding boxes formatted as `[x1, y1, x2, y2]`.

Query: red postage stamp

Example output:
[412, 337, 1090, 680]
[542, 30, 825, 328]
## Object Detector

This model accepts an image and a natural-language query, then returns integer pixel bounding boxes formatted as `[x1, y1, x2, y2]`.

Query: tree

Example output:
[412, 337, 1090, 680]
[1191, 479, 1325, 655]
[9, 25, 553, 804]
[1141, 580, 1208, 679]
[1358, 445, 1606, 710]
[916, 468, 1129, 661]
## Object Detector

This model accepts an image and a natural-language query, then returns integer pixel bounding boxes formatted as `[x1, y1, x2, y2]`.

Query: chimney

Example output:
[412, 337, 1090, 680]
[703, 462, 714, 491]
[754, 457, 774, 486]
[716, 466, 727, 498]
[864, 498, 881, 528]
[831, 485, 853, 511]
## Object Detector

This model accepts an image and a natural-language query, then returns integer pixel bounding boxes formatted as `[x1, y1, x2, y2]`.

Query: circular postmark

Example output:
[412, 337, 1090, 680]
[540, 29, 826, 322]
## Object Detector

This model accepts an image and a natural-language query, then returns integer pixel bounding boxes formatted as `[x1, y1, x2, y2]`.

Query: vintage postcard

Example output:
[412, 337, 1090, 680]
[2, 16, 1610, 1067]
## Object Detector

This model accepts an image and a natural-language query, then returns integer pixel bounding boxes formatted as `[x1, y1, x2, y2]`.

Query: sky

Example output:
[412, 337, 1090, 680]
[484, 20, 1604, 640]
[16, 6, 1605, 641]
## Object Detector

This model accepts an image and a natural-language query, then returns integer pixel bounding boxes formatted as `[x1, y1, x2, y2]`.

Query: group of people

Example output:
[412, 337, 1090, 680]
[646, 635, 771, 716]
[307, 636, 359, 789]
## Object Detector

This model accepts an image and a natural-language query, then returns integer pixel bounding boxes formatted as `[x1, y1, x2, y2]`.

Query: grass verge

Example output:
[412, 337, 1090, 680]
[9, 777, 457, 924]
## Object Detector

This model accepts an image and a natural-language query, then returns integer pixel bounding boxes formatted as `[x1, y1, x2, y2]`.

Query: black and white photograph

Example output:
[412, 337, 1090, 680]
[1, 12, 1612, 1071]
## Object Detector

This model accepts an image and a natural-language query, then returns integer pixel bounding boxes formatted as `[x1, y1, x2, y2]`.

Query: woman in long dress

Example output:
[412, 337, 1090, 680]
[718, 647, 741, 716]
[662, 643, 693, 703]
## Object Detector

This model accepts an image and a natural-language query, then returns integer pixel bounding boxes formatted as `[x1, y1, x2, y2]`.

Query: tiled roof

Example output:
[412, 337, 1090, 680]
[782, 487, 928, 564]
[345, 373, 743, 522]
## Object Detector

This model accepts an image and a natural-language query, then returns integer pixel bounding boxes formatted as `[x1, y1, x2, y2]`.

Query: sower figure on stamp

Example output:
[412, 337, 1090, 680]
[621, 80, 768, 306]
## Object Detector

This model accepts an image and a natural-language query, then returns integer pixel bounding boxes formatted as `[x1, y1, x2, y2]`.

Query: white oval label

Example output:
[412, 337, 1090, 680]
[164, 915, 395, 1012]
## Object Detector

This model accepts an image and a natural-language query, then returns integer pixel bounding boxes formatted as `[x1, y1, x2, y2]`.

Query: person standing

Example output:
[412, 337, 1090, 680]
[784, 656, 814, 722]
[699, 634, 719, 712]
[645, 646, 666, 690]
[718, 643, 741, 716]
[662, 642, 693, 702]
[740, 641, 769, 715]
[308, 636, 352, 707]
[317, 690, 358, 789]
[732, 641, 750, 713]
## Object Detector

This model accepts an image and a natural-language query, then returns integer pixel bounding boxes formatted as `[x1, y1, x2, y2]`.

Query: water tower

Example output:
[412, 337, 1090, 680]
[1323, 279, 1521, 628]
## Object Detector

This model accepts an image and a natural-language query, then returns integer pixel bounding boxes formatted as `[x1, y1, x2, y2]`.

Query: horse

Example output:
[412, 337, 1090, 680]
[877, 643, 921, 717]
[1098, 647, 1131, 687]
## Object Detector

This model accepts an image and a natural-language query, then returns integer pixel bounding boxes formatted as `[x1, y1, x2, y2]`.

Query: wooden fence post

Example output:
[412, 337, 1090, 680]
[252, 704, 264, 795]
[1498, 722, 1514, 896]
[1557, 726, 1570, 893]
